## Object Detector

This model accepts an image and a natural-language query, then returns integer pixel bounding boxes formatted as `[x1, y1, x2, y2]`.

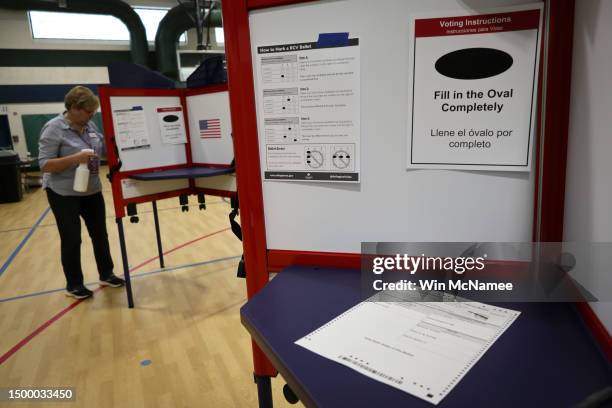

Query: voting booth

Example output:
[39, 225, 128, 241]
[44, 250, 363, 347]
[222, 0, 611, 407]
[99, 83, 236, 307]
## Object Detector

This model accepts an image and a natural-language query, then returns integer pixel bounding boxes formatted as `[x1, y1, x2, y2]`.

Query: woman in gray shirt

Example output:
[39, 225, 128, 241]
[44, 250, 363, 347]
[39, 86, 125, 299]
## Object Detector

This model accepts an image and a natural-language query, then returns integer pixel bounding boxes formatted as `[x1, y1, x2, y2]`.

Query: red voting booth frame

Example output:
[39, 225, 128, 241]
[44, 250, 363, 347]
[98, 84, 236, 308]
[222, 0, 612, 391]
[99, 84, 235, 218]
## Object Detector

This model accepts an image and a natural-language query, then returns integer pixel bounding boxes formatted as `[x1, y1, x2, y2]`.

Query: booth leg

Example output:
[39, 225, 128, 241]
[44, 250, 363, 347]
[152, 201, 164, 268]
[254, 375, 273, 408]
[116, 217, 135, 308]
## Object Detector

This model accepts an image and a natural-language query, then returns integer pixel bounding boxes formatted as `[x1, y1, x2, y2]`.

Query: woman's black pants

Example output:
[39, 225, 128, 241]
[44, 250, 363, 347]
[46, 189, 114, 290]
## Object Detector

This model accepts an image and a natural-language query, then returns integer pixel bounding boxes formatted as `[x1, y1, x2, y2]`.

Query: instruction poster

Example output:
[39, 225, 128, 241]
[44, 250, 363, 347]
[157, 106, 186, 144]
[408, 6, 542, 171]
[113, 106, 150, 151]
[255, 37, 360, 182]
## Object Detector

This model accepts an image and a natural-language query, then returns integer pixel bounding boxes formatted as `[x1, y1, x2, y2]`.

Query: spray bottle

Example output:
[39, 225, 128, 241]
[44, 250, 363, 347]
[73, 148, 94, 192]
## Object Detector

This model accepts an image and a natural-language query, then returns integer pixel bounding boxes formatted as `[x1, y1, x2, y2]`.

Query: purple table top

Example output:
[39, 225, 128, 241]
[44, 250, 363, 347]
[241, 266, 611, 408]
[129, 166, 233, 180]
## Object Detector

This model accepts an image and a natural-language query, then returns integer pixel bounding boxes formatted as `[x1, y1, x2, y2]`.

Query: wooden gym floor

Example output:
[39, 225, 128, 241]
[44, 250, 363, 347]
[0, 166, 301, 408]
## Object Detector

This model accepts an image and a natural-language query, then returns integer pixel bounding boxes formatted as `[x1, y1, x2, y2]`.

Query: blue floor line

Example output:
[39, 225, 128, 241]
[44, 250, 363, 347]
[0, 207, 51, 278]
[0, 201, 228, 234]
[0, 255, 241, 303]
[0, 223, 56, 234]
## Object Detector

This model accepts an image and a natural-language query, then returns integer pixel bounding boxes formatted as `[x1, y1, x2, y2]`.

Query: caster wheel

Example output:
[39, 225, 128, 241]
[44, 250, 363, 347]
[283, 384, 299, 404]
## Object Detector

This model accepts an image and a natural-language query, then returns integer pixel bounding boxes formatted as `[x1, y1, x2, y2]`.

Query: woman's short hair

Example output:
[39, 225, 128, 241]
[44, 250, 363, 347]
[64, 86, 100, 112]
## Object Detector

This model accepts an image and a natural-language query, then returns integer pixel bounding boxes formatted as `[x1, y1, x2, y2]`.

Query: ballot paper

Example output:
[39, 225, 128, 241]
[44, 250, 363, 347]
[295, 292, 520, 405]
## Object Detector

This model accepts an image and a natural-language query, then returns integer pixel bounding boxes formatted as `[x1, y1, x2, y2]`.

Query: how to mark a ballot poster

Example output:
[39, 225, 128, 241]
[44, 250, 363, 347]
[113, 106, 151, 151]
[255, 37, 361, 182]
[408, 5, 543, 171]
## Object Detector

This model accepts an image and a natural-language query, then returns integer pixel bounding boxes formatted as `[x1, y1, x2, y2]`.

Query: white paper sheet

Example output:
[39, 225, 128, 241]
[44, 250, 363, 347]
[254, 38, 361, 183]
[113, 106, 150, 151]
[295, 293, 520, 405]
[407, 5, 543, 171]
[157, 106, 187, 145]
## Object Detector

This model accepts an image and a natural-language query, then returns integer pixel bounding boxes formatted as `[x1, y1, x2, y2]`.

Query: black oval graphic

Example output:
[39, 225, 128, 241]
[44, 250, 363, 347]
[163, 115, 179, 123]
[435, 48, 513, 80]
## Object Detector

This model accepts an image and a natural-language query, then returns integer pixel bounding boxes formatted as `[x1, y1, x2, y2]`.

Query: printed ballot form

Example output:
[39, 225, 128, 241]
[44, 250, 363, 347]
[408, 5, 543, 171]
[254, 38, 361, 182]
[296, 293, 520, 405]
[113, 106, 150, 151]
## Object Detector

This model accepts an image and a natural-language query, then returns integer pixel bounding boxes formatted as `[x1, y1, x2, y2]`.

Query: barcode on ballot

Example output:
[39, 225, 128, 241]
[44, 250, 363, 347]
[339, 355, 403, 384]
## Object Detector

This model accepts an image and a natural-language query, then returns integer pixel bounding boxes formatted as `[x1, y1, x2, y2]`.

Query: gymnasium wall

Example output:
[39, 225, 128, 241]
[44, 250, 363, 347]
[0, 67, 109, 159]
[0, 0, 222, 159]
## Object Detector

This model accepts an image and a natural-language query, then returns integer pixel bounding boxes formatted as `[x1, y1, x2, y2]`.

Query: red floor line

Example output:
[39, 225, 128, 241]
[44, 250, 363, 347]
[127, 228, 230, 272]
[0, 299, 85, 365]
[0, 227, 231, 366]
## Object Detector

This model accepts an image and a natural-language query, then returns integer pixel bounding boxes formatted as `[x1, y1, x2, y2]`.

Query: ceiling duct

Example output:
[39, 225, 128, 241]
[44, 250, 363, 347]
[155, 1, 222, 79]
[0, 0, 149, 67]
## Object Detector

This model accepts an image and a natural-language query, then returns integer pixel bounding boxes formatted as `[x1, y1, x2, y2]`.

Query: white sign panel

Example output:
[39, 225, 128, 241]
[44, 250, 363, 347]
[157, 106, 187, 145]
[255, 38, 361, 182]
[408, 5, 543, 171]
[113, 106, 150, 151]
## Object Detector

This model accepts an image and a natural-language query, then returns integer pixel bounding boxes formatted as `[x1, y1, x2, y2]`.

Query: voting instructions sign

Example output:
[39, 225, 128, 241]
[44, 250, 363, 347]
[408, 5, 543, 171]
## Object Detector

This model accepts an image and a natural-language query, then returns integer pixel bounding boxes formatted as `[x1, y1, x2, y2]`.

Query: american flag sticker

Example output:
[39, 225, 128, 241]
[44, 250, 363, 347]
[199, 118, 221, 139]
